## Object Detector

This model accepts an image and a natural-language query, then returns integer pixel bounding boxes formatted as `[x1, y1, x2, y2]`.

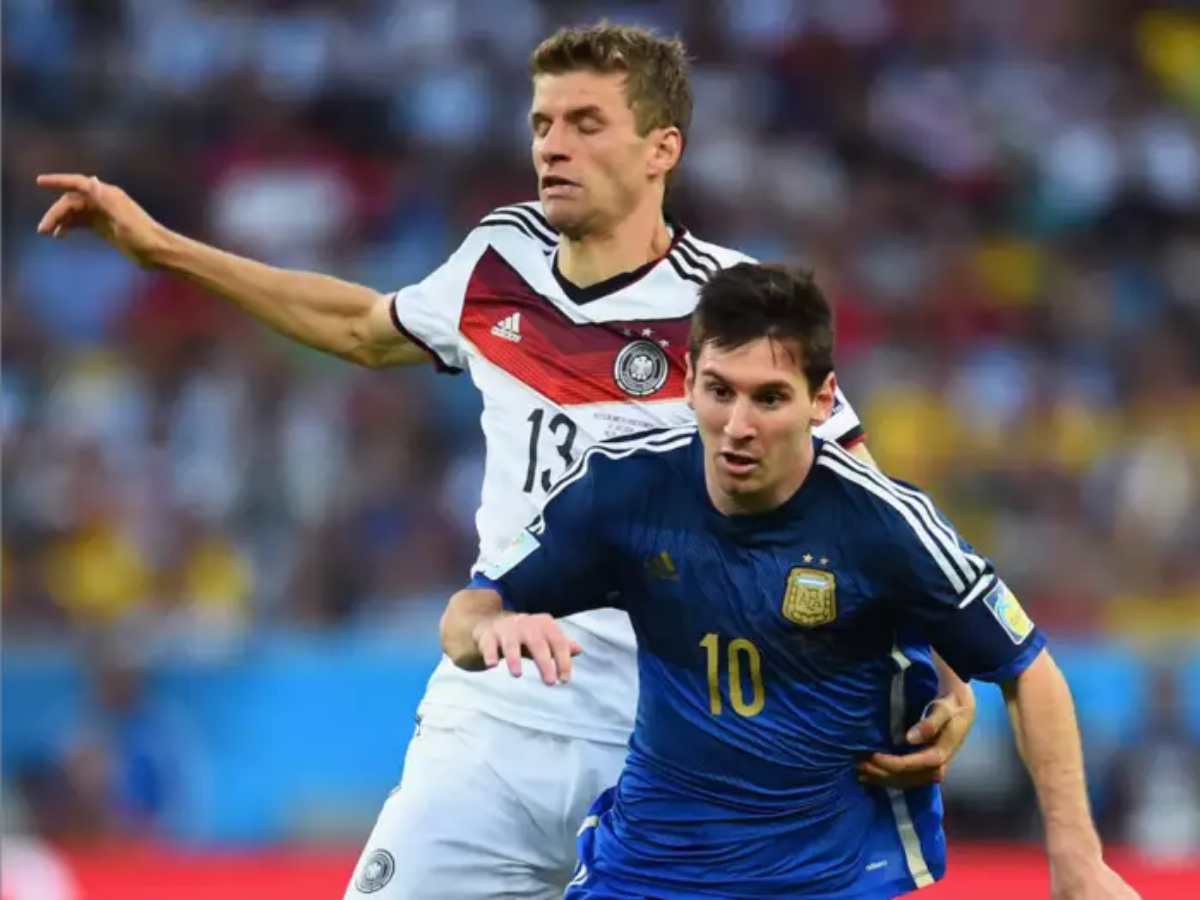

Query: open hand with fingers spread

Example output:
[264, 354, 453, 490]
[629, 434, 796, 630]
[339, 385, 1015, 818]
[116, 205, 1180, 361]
[472, 611, 583, 686]
[856, 691, 975, 789]
[36, 173, 169, 266]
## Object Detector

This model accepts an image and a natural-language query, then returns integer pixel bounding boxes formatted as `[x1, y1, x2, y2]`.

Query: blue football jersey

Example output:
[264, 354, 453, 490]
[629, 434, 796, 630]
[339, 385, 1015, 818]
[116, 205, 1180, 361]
[481, 427, 1045, 898]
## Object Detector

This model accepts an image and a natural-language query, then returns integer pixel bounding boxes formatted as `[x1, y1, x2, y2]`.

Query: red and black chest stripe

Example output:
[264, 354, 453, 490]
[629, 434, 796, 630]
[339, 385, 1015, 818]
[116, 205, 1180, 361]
[460, 247, 692, 406]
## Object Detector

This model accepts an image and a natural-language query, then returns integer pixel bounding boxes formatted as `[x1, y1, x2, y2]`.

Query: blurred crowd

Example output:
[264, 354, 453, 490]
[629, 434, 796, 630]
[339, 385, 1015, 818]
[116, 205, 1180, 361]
[3, 0, 1200, 854]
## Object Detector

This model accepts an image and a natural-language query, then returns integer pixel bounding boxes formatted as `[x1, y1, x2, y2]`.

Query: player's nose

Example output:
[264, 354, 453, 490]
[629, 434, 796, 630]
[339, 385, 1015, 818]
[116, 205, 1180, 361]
[723, 398, 756, 440]
[537, 120, 571, 161]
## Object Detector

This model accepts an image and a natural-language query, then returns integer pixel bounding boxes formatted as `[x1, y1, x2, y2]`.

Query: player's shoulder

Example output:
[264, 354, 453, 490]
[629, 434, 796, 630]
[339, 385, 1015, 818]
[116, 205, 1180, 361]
[662, 227, 754, 287]
[812, 440, 940, 535]
[547, 425, 697, 507]
[580, 424, 697, 484]
[596, 424, 697, 469]
[675, 228, 756, 269]
[473, 200, 559, 251]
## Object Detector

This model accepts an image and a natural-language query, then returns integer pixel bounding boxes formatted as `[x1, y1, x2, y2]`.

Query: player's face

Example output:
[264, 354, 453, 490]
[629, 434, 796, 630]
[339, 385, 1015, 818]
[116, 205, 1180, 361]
[529, 71, 671, 239]
[686, 338, 836, 515]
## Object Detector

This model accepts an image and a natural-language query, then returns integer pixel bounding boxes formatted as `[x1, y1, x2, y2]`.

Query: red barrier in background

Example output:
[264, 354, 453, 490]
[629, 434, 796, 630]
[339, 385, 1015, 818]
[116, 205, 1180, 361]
[25, 843, 1200, 899]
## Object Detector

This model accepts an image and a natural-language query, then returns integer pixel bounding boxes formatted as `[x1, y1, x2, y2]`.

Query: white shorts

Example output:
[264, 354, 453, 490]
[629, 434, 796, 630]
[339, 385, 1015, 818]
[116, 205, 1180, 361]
[343, 706, 628, 900]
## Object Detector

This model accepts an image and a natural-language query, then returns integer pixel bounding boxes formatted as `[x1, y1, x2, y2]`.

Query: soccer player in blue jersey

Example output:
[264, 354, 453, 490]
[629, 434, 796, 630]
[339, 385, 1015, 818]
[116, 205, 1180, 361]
[442, 263, 1138, 898]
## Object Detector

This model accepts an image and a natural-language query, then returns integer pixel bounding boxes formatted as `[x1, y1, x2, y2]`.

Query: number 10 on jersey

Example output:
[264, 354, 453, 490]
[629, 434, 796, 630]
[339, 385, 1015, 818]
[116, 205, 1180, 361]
[700, 633, 765, 717]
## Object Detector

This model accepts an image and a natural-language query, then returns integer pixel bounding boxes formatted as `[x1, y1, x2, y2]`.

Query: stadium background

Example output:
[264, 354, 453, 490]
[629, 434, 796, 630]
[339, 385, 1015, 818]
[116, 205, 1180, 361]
[2, 0, 1199, 897]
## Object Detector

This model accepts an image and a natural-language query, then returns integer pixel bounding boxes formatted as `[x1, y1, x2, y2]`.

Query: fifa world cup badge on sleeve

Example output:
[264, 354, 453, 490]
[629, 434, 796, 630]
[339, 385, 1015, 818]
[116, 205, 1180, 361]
[984, 580, 1035, 643]
[782, 567, 837, 627]
[483, 528, 541, 580]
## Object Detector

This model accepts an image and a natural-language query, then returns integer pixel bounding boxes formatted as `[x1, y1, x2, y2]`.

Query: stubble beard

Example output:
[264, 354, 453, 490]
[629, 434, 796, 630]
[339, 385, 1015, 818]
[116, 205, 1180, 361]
[544, 202, 595, 242]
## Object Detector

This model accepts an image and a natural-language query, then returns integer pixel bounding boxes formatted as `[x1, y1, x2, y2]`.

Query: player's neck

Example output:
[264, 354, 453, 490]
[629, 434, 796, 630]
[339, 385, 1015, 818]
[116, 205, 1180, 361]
[557, 208, 672, 289]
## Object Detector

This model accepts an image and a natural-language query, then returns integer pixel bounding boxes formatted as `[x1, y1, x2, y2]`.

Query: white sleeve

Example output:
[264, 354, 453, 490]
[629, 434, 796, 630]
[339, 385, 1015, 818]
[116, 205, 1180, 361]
[813, 386, 865, 447]
[389, 229, 489, 373]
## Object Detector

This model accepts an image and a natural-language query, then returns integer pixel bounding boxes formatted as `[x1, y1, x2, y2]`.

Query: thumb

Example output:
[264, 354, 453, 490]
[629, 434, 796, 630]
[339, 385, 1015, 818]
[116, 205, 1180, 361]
[905, 718, 937, 745]
[906, 699, 956, 744]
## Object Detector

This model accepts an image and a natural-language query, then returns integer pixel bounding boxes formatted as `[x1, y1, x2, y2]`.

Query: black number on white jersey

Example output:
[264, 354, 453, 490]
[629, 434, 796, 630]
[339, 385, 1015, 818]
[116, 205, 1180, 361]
[523, 409, 578, 493]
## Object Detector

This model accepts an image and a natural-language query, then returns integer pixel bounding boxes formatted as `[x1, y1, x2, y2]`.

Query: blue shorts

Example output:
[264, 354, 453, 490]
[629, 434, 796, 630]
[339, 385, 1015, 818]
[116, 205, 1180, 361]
[565, 784, 944, 899]
[564, 788, 644, 900]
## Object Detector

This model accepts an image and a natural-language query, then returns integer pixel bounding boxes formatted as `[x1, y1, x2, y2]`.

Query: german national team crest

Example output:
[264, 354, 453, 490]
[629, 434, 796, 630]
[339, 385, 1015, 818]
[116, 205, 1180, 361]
[782, 567, 837, 627]
[355, 848, 395, 893]
[614, 339, 670, 397]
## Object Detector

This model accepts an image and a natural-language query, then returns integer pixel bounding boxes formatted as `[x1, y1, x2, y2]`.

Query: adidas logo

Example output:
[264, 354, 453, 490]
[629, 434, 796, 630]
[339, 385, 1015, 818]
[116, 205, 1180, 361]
[491, 312, 522, 343]
[645, 550, 679, 581]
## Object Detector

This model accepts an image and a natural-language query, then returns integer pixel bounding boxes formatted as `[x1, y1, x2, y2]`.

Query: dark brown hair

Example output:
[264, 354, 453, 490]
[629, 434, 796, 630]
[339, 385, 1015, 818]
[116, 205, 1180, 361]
[689, 264, 835, 395]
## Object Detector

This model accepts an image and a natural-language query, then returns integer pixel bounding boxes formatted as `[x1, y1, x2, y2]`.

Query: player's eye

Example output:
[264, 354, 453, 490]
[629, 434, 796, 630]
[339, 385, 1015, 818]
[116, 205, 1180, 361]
[531, 119, 551, 138]
[578, 118, 602, 135]
[707, 382, 732, 401]
[758, 392, 787, 408]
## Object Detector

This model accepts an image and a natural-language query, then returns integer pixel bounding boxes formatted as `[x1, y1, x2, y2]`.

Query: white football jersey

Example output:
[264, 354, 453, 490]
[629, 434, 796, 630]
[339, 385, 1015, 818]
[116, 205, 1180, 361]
[391, 202, 865, 743]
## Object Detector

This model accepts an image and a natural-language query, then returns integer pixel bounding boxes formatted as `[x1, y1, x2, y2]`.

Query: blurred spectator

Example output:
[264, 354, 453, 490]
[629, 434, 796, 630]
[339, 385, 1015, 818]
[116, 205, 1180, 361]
[1102, 661, 1200, 861]
[17, 638, 189, 842]
[3, 0, 1199, 849]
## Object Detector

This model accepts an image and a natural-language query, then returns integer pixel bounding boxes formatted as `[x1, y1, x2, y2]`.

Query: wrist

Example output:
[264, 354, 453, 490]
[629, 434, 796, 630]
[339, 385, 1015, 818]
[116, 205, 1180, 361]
[144, 222, 181, 269]
[1047, 830, 1103, 868]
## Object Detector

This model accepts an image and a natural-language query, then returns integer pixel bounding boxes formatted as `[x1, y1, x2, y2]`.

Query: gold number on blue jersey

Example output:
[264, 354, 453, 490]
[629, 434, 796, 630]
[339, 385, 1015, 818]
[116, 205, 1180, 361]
[699, 633, 765, 717]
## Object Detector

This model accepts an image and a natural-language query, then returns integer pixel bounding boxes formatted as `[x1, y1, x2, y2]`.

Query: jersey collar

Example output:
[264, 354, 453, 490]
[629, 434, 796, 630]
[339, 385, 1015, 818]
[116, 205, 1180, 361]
[551, 219, 688, 305]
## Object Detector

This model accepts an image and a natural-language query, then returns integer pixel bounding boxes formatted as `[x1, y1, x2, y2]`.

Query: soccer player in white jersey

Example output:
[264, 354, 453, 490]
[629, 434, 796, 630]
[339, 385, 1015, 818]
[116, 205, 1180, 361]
[36, 22, 977, 899]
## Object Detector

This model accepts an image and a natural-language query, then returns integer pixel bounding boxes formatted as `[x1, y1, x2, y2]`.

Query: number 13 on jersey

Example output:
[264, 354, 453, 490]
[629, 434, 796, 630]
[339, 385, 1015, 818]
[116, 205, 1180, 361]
[700, 633, 766, 717]
[523, 408, 578, 493]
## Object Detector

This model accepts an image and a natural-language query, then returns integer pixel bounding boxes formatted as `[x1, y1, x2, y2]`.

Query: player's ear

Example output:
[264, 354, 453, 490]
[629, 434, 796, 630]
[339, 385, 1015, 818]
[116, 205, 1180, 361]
[648, 126, 683, 180]
[684, 352, 696, 409]
[810, 371, 836, 426]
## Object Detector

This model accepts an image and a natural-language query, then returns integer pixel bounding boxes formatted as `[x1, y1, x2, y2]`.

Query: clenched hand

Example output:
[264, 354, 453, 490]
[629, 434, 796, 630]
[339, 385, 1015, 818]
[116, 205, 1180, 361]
[856, 693, 975, 789]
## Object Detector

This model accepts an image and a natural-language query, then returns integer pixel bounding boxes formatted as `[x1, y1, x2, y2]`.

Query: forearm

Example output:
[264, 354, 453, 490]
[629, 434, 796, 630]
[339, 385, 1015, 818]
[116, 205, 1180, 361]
[440, 588, 507, 670]
[153, 228, 418, 367]
[1004, 650, 1101, 862]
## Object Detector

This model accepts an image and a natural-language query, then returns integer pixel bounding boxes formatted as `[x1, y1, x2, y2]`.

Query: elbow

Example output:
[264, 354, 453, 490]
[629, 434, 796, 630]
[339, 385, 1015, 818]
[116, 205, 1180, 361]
[343, 303, 392, 369]
[341, 327, 387, 369]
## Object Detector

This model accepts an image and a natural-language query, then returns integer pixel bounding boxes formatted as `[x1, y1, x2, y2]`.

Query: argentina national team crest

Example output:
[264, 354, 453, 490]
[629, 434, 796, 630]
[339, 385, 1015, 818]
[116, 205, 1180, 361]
[613, 339, 669, 397]
[356, 849, 395, 893]
[782, 567, 837, 627]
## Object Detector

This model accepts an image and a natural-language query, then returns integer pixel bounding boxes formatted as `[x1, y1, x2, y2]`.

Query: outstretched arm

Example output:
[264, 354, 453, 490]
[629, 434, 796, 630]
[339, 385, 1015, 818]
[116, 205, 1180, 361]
[440, 587, 581, 686]
[1005, 650, 1138, 899]
[36, 173, 425, 368]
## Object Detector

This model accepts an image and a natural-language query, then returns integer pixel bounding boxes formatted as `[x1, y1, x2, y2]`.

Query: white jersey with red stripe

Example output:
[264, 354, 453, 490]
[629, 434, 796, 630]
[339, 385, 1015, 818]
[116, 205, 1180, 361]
[391, 201, 865, 743]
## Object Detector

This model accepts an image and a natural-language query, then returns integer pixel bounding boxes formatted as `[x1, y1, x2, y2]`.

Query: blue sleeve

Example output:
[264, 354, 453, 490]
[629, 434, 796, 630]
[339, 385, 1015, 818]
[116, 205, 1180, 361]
[884, 487, 1045, 684]
[478, 458, 623, 618]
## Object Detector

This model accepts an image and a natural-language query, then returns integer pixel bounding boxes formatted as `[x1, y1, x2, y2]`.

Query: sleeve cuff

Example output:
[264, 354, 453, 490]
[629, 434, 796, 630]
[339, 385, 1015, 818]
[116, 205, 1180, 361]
[467, 572, 515, 610]
[388, 293, 464, 375]
[968, 631, 1048, 684]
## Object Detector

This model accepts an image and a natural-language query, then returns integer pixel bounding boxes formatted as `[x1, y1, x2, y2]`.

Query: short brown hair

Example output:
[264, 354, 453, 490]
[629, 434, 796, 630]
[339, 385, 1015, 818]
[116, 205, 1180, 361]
[689, 264, 835, 396]
[530, 22, 693, 144]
